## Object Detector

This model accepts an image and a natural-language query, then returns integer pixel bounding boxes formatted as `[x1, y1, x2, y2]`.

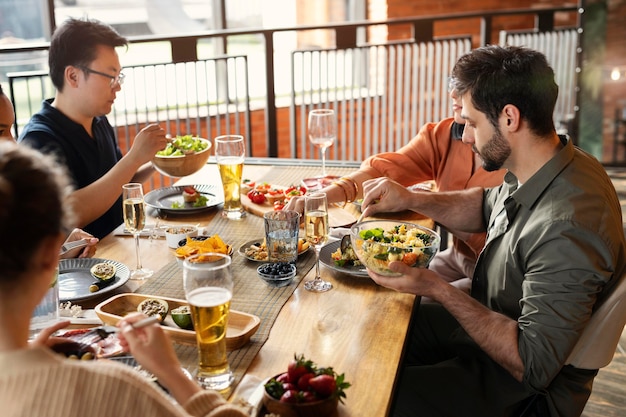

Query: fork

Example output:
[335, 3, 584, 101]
[59, 238, 91, 256]
[69, 316, 161, 345]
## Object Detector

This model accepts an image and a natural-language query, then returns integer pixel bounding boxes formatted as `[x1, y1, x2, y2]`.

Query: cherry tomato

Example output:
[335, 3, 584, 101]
[401, 252, 418, 266]
[247, 190, 266, 204]
[273, 201, 285, 211]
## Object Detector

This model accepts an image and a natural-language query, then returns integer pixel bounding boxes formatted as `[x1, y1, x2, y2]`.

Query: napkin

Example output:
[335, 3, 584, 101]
[329, 227, 351, 240]
[229, 374, 265, 414]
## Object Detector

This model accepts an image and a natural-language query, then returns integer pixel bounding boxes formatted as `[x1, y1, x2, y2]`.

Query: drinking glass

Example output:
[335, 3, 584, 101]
[215, 134, 246, 220]
[308, 108, 337, 178]
[29, 266, 60, 338]
[122, 183, 153, 280]
[183, 253, 234, 391]
[303, 193, 332, 292]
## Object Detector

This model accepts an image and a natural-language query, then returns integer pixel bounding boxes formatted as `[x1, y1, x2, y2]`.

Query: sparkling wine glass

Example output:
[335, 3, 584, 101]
[304, 192, 332, 292]
[308, 108, 337, 179]
[122, 183, 153, 280]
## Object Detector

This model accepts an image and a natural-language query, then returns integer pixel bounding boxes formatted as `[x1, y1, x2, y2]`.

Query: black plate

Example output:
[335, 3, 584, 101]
[319, 240, 369, 277]
[144, 184, 223, 214]
[58, 258, 130, 302]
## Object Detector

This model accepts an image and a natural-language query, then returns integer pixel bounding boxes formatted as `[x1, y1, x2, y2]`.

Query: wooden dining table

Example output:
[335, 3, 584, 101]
[82, 160, 434, 417]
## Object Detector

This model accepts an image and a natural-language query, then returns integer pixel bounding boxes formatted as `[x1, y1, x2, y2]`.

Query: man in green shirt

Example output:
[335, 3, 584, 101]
[360, 45, 626, 416]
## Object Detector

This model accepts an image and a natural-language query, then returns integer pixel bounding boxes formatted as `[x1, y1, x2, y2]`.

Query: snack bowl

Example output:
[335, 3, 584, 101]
[175, 235, 233, 265]
[262, 374, 339, 417]
[152, 137, 211, 177]
[164, 225, 199, 248]
[350, 220, 440, 277]
[257, 263, 296, 288]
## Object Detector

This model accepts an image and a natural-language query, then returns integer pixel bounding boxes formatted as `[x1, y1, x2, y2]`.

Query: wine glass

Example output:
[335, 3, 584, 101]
[308, 108, 337, 179]
[303, 192, 332, 292]
[122, 183, 153, 280]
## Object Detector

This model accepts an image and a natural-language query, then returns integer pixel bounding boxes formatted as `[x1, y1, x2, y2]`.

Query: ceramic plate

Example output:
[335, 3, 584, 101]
[144, 184, 223, 214]
[58, 258, 130, 302]
[319, 240, 369, 277]
[238, 238, 309, 262]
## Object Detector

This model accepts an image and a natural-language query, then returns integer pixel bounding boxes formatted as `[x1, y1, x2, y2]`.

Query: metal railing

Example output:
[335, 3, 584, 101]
[2, 6, 581, 162]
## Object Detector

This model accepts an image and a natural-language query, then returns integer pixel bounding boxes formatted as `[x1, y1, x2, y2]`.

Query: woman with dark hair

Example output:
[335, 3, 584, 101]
[0, 142, 248, 417]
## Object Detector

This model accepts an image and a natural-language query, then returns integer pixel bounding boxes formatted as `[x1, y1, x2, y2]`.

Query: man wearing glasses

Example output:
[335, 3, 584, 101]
[19, 18, 167, 239]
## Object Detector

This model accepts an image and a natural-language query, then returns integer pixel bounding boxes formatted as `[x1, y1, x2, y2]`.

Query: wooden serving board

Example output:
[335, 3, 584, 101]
[95, 293, 260, 349]
[240, 189, 356, 228]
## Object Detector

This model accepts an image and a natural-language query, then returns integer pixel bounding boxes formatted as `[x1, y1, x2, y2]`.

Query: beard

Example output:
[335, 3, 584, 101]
[474, 126, 511, 172]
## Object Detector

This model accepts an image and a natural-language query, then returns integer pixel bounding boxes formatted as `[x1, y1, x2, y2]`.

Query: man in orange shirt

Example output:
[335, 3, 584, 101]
[287, 85, 505, 290]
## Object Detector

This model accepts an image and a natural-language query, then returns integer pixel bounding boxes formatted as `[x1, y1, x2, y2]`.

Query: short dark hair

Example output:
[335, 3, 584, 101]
[0, 142, 74, 280]
[452, 45, 558, 137]
[49, 17, 127, 90]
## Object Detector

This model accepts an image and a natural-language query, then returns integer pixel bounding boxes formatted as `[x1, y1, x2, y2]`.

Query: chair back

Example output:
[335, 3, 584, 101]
[565, 272, 626, 369]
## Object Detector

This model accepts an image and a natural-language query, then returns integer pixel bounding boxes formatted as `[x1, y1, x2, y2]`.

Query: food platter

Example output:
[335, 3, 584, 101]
[319, 240, 369, 278]
[58, 258, 130, 302]
[144, 184, 223, 214]
[95, 293, 261, 349]
[238, 238, 309, 262]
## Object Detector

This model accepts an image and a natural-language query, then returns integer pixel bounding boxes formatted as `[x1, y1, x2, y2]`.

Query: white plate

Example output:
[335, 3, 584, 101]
[319, 240, 369, 277]
[144, 184, 223, 214]
[58, 258, 130, 302]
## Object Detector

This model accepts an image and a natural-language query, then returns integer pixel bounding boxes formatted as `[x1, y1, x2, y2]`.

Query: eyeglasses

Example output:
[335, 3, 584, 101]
[77, 66, 125, 88]
[447, 76, 457, 92]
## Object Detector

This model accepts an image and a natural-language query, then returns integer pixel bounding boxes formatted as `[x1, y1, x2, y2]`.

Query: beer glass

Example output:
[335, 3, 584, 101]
[183, 253, 234, 391]
[214, 134, 246, 220]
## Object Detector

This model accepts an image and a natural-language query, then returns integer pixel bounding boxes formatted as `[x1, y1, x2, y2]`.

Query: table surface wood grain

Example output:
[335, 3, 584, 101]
[89, 162, 432, 416]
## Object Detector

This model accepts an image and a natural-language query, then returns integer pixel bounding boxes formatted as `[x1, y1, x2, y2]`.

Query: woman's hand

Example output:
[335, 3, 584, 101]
[62, 228, 99, 259]
[117, 312, 202, 403]
[30, 320, 71, 347]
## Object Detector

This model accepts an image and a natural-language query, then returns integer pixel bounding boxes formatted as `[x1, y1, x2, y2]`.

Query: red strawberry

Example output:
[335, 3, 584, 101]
[309, 374, 337, 397]
[280, 389, 300, 403]
[287, 354, 314, 383]
[297, 372, 315, 391]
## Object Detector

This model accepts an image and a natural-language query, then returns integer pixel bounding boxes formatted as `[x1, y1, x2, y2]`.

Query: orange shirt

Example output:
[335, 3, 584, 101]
[360, 117, 505, 258]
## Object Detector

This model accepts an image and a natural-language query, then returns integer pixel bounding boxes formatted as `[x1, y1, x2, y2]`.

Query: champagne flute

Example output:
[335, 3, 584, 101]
[215, 134, 246, 220]
[308, 108, 337, 179]
[122, 183, 153, 280]
[304, 192, 332, 292]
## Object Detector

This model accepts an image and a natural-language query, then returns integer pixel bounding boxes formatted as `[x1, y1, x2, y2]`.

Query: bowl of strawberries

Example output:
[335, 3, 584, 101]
[262, 354, 350, 417]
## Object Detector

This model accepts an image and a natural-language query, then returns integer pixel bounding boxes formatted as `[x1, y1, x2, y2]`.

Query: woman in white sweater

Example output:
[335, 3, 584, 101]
[0, 142, 248, 417]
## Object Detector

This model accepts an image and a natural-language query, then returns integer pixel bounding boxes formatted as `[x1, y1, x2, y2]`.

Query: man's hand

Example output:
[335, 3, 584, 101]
[360, 177, 414, 219]
[128, 123, 168, 165]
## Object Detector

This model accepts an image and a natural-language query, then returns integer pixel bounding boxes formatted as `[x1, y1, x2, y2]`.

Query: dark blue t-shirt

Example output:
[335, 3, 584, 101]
[18, 99, 124, 239]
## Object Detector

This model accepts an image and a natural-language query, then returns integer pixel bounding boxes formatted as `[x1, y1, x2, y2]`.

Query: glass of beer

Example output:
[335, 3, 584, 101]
[214, 134, 246, 220]
[183, 253, 234, 392]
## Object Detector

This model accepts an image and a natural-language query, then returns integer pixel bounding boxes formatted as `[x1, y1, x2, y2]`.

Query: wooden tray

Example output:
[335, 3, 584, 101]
[94, 293, 261, 350]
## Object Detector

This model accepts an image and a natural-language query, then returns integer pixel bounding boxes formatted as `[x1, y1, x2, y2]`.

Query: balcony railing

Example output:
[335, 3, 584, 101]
[3, 6, 581, 173]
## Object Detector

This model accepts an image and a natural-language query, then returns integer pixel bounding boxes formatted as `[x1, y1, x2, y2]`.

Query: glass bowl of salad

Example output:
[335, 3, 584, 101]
[350, 220, 440, 277]
[152, 135, 211, 177]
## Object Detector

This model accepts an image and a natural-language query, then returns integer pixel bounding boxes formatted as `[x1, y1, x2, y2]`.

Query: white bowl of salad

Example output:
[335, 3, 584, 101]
[152, 135, 211, 177]
[350, 220, 440, 277]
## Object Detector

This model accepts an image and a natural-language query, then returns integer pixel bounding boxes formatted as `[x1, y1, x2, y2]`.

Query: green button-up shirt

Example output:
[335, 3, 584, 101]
[472, 136, 626, 396]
